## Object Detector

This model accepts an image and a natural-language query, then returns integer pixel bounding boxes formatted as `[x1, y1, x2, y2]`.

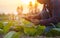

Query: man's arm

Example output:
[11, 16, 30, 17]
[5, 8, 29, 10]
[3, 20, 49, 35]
[38, 16, 60, 25]
[24, 16, 60, 25]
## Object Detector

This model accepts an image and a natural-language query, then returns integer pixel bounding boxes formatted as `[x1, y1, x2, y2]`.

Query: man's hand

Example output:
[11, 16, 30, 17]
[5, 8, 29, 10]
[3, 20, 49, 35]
[30, 19, 40, 25]
[23, 14, 41, 25]
[23, 16, 40, 25]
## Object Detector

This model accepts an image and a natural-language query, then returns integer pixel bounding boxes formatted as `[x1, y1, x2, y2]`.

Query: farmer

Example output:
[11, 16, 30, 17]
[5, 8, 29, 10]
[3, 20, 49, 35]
[25, 0, 60, 26]
[34, 0, 60, 25]
[24, 0, 60, 32]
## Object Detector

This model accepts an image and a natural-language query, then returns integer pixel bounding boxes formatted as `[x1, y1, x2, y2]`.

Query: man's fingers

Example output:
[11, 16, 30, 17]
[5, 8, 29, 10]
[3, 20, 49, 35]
[30, 19, 40, 25]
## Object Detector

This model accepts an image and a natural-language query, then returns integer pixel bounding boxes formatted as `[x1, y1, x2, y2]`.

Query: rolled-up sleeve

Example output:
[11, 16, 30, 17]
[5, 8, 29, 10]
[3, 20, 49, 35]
[39, 16, 60, 25]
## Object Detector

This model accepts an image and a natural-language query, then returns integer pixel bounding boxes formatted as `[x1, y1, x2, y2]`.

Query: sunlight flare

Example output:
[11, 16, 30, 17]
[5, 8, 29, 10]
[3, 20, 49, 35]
[17, 0, 44, 14]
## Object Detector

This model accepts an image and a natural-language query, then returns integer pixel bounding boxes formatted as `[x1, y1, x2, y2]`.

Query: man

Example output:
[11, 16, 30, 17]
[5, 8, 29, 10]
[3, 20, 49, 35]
[25, 0, 60, 25]
[23, 0, 60, 32]
[35, 0, 60, 25]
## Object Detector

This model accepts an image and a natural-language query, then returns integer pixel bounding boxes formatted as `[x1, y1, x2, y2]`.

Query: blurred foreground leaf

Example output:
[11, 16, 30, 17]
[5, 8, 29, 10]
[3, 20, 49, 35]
[0, 21, 4, 29]
[46, 28, 60, 37]
[12, 32, 22, 38]
[24, 27, 37, 36]
[0, 29, 4, 34]
[36, 25, 46, 35]
[4, 31, 22, 38]
[3, 21, 14, 34]
[4, 31, 16, 38]
[56, 23, 60, 28]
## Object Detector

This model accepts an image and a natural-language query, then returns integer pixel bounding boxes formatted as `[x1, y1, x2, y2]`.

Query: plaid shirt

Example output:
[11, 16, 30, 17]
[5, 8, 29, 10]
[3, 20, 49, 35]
[39, 0, 60, 25]
[51, 0, 60, 17]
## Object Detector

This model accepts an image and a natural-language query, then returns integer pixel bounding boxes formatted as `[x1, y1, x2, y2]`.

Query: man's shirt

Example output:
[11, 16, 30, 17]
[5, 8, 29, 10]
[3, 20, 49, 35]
[51, 0, 60, 17]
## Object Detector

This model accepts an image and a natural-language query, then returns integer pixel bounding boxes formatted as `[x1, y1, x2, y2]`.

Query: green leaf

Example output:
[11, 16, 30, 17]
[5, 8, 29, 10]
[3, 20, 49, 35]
[12, 25, 24, 32]
[12, 32, 22, 38]
[0, 21, 4, 29]
[52, 28, 60, 31]
[46, 28, 60, 37]
[4, 31, 22, 38]
[56, 23, 60, 28]
[4, 31, 16, 38]
[24, 27, 37, 36]
[3, 21, 14, 34]
[36, 25, 46, 35]
[22, 18, 31, 25]
[0, 29, 4, 34]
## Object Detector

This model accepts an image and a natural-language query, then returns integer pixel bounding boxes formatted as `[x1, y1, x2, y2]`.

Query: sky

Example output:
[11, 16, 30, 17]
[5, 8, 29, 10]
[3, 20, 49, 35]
[0, 0, 44, 15]
[0, 0, 21, 14]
